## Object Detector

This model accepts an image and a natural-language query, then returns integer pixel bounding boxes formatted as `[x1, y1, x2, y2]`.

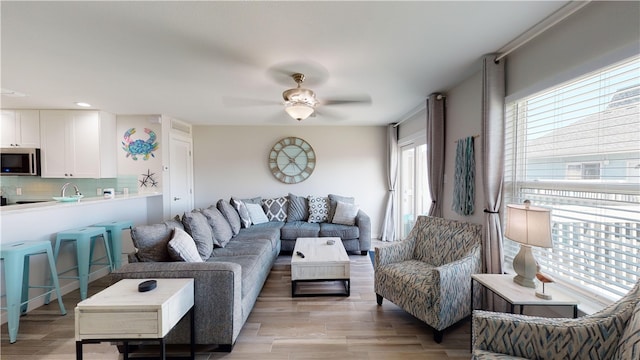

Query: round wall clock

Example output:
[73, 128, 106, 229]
[269, 137, 316, 184]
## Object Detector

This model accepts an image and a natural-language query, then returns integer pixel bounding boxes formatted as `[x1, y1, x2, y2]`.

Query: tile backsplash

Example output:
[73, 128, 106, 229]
[0, 176, 138, 203]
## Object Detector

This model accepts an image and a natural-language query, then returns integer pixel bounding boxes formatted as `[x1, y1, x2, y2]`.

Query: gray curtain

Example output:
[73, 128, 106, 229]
[380, 124, 398, 241]
[427, 94, 445, 217]
[481, 54, 505, 309]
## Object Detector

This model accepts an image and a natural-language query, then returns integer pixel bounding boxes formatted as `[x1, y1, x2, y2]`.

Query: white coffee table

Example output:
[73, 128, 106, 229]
[291, 237, 350, 297]
[75, 278, 195, 360]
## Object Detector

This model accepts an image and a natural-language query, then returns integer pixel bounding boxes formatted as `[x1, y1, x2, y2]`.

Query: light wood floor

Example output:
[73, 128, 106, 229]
[1, 251, 472, 359]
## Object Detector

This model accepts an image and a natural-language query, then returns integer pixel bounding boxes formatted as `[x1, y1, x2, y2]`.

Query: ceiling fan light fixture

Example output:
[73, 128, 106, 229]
[284, 102, 315, 121]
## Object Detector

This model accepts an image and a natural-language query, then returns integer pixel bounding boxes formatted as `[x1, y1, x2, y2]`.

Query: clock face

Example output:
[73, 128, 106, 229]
[269, 137, 316, 184]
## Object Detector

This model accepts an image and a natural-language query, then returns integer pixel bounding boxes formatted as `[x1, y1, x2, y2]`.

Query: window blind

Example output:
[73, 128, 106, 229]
[504, 56, 640, 300]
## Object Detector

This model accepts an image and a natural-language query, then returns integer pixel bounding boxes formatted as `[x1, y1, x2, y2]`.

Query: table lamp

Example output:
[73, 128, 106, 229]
[505, 200, 553, 288]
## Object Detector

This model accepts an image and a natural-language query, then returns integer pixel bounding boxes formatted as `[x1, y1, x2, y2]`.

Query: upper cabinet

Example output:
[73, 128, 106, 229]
[1, 109, 41, 148]
[40, 110, 117, 178]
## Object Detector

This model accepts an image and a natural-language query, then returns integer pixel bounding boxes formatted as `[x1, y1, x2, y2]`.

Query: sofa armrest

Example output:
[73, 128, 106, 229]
[472, 307, 631, 360]
[355, 210, 371, 251]
[111, 261, 243, 346]
[430, 246, 481, 328]
[374, 237, 415, 268]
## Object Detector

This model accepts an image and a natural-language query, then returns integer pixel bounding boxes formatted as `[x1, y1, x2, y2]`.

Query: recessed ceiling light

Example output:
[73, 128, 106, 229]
[75, 102, 91, 107]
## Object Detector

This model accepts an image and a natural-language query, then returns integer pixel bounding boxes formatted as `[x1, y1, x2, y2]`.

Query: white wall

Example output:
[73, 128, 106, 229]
[116, 115, 163, 194]
[443, 71, 484, 224]
[192, 125, 387, 239]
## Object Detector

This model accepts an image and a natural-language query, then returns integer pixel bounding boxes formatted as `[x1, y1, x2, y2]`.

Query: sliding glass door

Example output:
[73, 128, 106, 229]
[399, 142, 430, 239]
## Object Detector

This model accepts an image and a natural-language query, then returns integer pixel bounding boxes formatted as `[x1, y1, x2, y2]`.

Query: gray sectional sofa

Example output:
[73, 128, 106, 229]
[110, 194, 371, 351]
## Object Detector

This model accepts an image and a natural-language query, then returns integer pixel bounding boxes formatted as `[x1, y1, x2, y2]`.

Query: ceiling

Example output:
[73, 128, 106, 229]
[1, 1, 569, 126]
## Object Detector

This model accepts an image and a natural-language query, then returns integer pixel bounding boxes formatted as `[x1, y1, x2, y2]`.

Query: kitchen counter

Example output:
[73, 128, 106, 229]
[0, 192, 161, 214]
[0, 192, 164, 316]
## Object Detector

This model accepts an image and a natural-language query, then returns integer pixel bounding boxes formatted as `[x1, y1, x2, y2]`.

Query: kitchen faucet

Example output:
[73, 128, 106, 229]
[60, 182, 82, 197]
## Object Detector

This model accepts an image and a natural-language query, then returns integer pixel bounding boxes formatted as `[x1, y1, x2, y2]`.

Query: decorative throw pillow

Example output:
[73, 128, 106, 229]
[245, 202, 269, 224]
[181, 210, 214, 260]
[201, 205, 234, 247]
[167, 228, 203, 262]
[328, 194, 355, 222]
[262, 197, 288, 222]
[230, 198, 252, 228]
[217, 199, 241, 235]
[614, 302, 640, 360]
[131, 221, 182, 262]
[307, 196, 329, 223]
[287, 193, 309, 222]
[331, 201, 360, 226]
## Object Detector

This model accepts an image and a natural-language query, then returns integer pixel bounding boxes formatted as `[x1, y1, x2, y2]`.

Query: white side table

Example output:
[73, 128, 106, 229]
[75, 278, 195, 360]
[472, 274, 579, 318]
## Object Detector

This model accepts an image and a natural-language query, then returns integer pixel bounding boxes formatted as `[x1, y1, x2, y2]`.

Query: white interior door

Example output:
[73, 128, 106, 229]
[169, 134, 193, 219]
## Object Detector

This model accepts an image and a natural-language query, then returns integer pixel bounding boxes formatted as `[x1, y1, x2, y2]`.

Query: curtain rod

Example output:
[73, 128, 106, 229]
[495, 1, 591, 62]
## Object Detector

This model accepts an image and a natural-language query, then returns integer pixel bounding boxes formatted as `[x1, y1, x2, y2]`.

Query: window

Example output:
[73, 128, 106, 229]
[399, 142, 430, 239]
[504, 56, 640, 300]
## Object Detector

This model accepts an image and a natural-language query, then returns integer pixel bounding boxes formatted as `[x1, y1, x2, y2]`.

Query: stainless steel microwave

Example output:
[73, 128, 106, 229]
[0, 148, 40, 175]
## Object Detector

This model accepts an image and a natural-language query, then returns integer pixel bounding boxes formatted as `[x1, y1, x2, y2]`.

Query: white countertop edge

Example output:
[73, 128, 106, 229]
[0, 192, 162, 214]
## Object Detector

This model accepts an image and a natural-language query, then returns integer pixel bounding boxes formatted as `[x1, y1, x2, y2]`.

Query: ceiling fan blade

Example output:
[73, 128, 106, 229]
[222, 96, 280, 107]
[267, 60, 329, 87]
[314, 108, 346, 121]
[321, 94, 372, 106]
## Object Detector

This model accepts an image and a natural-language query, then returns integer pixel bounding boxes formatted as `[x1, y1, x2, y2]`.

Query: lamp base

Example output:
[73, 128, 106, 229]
[513, 274, 536, 288]
[512, 244, 538, 288]
[535, 291, 552, 300]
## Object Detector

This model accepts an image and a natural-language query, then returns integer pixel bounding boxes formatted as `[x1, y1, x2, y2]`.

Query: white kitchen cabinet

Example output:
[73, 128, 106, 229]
[40, 110, 116, 178]
[1, 109, 41, 148]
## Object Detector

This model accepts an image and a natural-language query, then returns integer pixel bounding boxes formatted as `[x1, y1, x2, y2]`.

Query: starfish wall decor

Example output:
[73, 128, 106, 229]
[139, 169, 158, 188]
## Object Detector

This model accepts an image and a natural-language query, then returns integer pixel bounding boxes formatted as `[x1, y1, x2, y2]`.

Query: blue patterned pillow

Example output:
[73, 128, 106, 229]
[262, 197, 288, 222]
[307, 196, 329, 223]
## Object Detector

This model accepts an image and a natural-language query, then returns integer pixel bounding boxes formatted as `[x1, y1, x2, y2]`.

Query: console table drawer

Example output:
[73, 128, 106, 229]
[76, 310, 159, 338]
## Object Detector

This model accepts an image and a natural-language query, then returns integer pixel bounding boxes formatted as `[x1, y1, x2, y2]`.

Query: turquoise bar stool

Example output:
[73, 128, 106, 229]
[46, 226, 112, 301]
[0, 241, 67, 343]
[93, 220, 134, 270]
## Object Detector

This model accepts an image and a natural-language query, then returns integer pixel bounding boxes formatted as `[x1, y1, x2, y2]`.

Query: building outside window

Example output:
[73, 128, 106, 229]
[504, 55, 640, 301]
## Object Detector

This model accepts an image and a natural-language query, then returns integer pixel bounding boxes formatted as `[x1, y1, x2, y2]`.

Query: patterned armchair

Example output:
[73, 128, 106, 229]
[472, 280, 640, 360]
[374, 215, 482, 343]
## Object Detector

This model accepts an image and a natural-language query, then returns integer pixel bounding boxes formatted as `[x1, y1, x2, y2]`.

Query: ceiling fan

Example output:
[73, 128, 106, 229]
[223, 69, 372, 122]
[281, 73, 371, 121]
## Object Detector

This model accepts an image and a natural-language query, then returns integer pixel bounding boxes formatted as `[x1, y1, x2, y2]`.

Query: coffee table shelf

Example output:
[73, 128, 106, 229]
[291, 237, 350, 297]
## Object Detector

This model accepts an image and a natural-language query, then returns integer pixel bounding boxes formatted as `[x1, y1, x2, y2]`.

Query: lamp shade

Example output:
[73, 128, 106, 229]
[285, 103, 315, 121]
[505, 203, 553, 248]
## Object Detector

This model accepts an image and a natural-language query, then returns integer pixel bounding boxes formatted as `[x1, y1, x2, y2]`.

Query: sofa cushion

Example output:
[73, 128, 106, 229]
[328, 194, 355, 222]
[281, 221, 320, 240]
[131, 218, 183, 262]
[287, 193, 309, 222]
[331, 201, 359, 226]
[307, 196, 329, 223]
[230, 198, 251, 229]
[167, 227, 203, 262]
[234, 222, 283, 250]
[614, 301, 640, 360]
[319, 222, 360, 239]
[217, 199, 241, 235]
[262, 196, 288, 222]
[182, 210, 215, 260]
[202, 205, 234, 247]
[246, 202, 269, 224]
[211, 237, 272, 257]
